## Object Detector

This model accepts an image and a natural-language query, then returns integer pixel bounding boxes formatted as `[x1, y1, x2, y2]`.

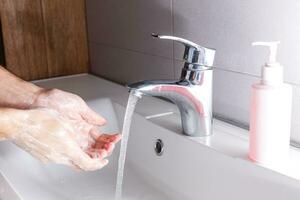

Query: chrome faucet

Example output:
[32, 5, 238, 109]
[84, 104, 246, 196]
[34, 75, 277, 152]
[128, 34, 216, 137]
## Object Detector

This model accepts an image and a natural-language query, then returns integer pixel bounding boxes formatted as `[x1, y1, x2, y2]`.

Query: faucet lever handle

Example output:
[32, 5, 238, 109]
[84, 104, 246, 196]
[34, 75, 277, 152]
[152, 33, 216, 67]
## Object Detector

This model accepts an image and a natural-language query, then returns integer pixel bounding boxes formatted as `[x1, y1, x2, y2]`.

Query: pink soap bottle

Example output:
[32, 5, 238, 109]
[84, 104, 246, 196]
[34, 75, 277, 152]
[249, 41, 292, 169]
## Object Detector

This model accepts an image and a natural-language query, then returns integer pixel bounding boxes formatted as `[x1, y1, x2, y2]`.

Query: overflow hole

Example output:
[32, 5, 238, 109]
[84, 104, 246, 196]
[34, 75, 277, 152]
[154, 139, 164, 156]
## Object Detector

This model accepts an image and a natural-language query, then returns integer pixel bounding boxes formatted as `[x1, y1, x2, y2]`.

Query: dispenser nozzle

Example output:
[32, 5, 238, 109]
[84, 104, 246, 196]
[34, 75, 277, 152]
[252, 41, 280, 64]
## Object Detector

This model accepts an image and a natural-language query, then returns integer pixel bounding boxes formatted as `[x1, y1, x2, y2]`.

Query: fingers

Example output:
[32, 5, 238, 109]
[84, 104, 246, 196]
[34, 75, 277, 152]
[94, 141, 115, 152]
[94, 134, 121, 154]
[86, 149, 108, 159]
[90, 129, 121, 145]
[68, 131, 120, 171]
[81, 107, 107, 126]
[70, 149, 109, 171]
[97, 133, 122, 143]
[89, 127, 102, 140]
[104, 142, 115, 154]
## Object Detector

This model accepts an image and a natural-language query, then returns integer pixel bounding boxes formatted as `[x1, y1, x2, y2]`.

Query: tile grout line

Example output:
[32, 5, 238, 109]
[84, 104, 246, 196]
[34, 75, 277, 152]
[214, 67, 300, 87]
[88, 41, 300, 88]
[89, 40, 172, 61]
[214, 67, 260, 78]
[171, 0, 176, 79]
[88, 40, 264, 77]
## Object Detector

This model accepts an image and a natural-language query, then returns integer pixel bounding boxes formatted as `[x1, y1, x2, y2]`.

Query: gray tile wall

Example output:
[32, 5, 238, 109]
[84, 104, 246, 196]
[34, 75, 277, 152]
[86, 0, 300, 144]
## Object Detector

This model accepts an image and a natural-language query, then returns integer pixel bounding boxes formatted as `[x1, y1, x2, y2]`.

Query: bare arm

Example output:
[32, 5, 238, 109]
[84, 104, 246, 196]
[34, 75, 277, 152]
[0, 66, 42, 109]
[0, 66, 121, 171]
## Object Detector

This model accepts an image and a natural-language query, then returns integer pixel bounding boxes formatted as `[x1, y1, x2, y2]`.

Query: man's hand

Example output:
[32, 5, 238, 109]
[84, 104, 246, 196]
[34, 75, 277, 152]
[0, 67, 121, 170]
[0, 108, 120, 171]
[32, 89, 107, 126]
[31, 88, 121, 160]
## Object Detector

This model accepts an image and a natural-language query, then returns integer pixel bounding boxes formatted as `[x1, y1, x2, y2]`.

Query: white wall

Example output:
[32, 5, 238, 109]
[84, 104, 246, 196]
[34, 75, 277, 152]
[86, 0, 300, 144]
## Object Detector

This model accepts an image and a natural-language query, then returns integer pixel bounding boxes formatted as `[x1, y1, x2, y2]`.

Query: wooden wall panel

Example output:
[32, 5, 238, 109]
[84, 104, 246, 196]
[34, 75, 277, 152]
[41, 0, 89, 77]
[0, 0, 89, 80]
[0, 19, 6, 66]
[0, 0, 49, 80]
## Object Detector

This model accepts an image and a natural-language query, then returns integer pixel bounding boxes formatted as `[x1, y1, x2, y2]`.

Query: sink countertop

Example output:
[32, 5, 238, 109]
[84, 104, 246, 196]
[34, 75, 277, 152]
[33, 74, 300, 183]
[1, 73, 300, 200]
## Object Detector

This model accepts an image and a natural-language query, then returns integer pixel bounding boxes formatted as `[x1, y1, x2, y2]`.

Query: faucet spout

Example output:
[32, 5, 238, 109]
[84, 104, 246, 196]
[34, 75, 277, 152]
[128, 69, 213, 137]
[128, 34, 215, 137]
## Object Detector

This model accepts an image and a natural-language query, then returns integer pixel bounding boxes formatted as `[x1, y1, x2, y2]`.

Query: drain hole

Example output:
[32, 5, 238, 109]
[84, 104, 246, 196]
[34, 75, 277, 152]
[154, 139, 164, 156]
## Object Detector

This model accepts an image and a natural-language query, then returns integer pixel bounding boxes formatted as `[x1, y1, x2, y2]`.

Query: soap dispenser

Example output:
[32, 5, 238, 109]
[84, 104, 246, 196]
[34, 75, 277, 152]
[249, 41, 292, 168]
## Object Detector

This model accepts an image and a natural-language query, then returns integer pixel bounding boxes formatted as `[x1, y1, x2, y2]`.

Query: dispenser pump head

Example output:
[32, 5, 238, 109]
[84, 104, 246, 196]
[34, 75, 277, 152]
[252, 41, 283, 85]
[252, 41, 280, 65]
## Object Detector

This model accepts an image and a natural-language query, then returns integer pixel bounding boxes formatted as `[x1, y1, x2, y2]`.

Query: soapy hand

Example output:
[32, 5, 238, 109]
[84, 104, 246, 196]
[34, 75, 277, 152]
[32, 89, 107, 126]
[27, 88, 121, 170]
[31, 88, 121, 153]
[0, 67, 121, 170]
[1, 108, 120, 171]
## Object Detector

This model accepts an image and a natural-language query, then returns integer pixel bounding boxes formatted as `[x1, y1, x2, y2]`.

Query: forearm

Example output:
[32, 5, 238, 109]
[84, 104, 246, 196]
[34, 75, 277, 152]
[0, 66, 43, 109]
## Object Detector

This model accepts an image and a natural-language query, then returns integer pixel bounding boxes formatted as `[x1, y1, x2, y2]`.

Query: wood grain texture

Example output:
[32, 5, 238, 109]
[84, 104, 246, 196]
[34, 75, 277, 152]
[0, 0, 89, 80]
[0, 0, 49, 80]
[41, 0, 89, 77]
[0, 19, 5, 66]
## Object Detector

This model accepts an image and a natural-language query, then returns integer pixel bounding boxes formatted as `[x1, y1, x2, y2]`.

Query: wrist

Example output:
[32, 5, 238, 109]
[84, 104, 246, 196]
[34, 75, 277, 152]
[0, 82, 43, 109]
[24, 85, 44, 109]
[29, 88, 54, 109]
[0, 67, 44, 109]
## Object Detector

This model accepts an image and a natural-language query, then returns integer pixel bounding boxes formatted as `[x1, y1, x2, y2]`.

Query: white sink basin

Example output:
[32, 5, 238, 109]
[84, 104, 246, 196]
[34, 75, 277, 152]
[0, 98, 172, 200]
[0, 74, 300, 200]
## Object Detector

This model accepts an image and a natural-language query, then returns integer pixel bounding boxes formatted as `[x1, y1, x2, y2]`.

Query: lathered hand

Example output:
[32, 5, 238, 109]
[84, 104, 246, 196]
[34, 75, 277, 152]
[0, 67, 121, 170]
[32, 89, 107, 126]
[32, 89, 122, 158]
[0, 108, 121, 171]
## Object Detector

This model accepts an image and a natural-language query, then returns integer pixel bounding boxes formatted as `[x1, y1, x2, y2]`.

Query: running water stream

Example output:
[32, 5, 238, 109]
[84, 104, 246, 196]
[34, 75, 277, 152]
[115, 91, 141, 200]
